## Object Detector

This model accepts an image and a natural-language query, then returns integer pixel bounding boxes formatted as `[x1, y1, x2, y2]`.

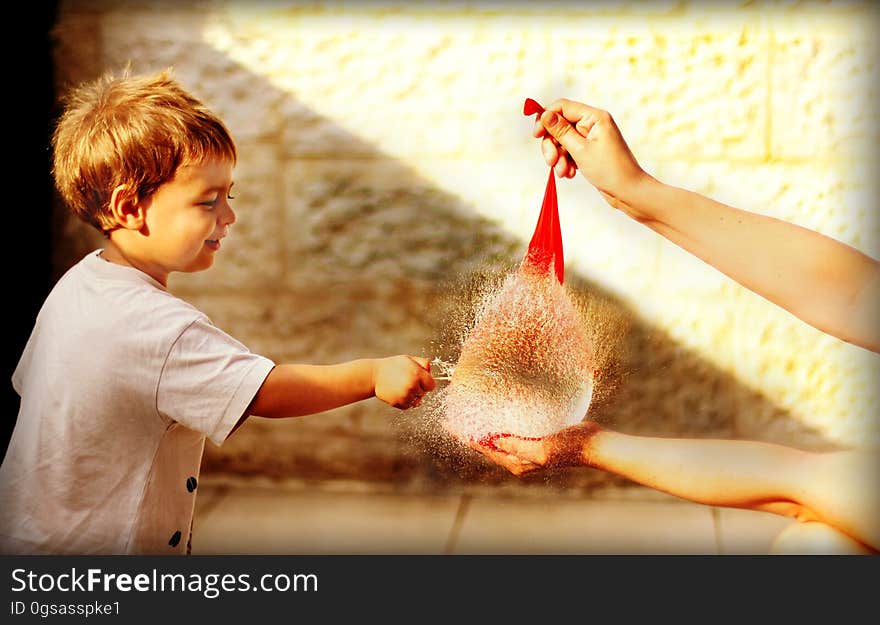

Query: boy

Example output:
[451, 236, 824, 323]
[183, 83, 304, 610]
[0, 68, 436, 555]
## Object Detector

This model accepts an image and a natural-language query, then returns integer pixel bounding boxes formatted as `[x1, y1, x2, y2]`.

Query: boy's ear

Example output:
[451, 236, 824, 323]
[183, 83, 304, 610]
[109, 184, 146, 230]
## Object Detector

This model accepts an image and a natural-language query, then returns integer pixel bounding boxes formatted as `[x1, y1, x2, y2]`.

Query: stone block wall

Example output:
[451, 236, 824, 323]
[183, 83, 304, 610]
[49, 0, 879, 496]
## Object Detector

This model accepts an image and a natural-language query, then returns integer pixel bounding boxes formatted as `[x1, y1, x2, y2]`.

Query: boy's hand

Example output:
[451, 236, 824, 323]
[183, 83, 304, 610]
[533, 98, 648, 213]
[374, 355, 436, 410]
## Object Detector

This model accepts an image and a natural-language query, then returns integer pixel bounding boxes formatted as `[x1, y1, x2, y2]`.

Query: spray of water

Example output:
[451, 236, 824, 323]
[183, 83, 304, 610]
[405, 118, 624, 471]
[399, 258, 630, 482]
[443, 265, 594, 441]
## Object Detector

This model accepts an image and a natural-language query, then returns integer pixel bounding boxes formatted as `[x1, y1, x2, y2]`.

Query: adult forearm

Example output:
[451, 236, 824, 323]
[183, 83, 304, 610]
[583, 430, 878, 549]
[585, 429, 808, 511]
[622, 176, 879, 350]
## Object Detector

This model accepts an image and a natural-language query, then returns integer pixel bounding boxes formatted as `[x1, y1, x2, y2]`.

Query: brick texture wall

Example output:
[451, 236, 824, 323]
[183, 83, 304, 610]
[49, 1, 879, 495]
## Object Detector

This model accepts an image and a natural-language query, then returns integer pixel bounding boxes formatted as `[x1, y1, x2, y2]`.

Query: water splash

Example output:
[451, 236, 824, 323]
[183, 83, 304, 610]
[439, 264, 595, 441]
[429, 356, 456, 381]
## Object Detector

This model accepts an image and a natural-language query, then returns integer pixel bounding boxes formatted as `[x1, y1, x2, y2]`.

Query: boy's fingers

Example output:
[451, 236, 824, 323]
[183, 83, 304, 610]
[405, 357, 435, 392]
[410, 356, 431, 370]
[420, 371, 436, 392]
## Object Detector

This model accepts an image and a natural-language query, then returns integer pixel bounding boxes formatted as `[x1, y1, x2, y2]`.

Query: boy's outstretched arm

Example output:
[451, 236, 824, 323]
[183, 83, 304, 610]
[534, 99, 880, 353]
[244, 355, 435, 420]
[466, 422, 879, 552]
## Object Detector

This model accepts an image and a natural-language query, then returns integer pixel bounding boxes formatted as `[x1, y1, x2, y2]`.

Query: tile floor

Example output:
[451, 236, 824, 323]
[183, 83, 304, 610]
[191, 476, 793, 555]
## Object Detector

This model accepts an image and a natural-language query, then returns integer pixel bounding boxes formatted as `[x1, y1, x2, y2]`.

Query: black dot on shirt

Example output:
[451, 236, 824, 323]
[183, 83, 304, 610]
[186, 476, 198, 492]
[169, 531, 182, 548]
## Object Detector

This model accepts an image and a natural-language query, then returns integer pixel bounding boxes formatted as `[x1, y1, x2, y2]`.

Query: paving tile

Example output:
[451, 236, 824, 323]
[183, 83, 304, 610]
[453, 497, 718, 555]
[191, 485, 461, 555]
[713, 507, 795, 555]
[192, 479, 799, 556]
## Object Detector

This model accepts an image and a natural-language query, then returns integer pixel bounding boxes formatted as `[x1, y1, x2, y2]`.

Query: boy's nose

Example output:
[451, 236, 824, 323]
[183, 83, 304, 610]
[221, 202, 237, 226]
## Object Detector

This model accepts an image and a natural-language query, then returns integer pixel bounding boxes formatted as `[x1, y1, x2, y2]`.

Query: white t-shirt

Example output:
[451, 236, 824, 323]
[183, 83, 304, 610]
[0, 250, 275, 554]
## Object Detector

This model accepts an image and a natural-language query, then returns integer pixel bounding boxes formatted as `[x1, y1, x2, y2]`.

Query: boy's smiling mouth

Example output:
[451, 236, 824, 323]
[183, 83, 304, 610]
[205, 238, 222, 251]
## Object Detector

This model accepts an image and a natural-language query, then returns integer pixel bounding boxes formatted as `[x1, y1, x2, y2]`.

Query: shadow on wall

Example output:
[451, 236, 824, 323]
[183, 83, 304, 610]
[48, 22, 838, 496]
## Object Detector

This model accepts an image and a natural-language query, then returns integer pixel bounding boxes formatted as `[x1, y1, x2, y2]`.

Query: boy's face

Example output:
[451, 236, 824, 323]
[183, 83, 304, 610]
[135, 157, 236, 282]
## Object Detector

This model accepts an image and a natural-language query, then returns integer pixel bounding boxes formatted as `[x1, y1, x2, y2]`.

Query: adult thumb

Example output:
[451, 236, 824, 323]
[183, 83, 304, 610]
[540, 110, 582, 153]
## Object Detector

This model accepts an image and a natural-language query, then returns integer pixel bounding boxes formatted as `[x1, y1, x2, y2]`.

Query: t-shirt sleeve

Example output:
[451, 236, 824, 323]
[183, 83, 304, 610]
[156, 318, 275, 446]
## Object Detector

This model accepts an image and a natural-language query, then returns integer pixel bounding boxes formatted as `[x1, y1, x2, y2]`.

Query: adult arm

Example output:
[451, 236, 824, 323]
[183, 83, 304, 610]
[534, 99, 880, 352]
[476, 422, 879, 551]
[623, 176, 880, 351]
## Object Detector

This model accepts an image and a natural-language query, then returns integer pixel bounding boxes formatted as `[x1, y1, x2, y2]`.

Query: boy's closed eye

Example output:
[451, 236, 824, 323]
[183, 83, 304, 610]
[199, 193, 235, 207]
[198, 181, 236, 206]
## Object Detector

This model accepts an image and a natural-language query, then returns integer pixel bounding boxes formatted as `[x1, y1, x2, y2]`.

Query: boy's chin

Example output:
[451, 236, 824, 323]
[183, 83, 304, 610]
[185, 256, 215, 273]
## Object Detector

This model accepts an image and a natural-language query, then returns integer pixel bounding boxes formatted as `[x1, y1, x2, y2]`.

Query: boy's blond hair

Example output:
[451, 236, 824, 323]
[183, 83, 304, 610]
[52, 68, 238, 233]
